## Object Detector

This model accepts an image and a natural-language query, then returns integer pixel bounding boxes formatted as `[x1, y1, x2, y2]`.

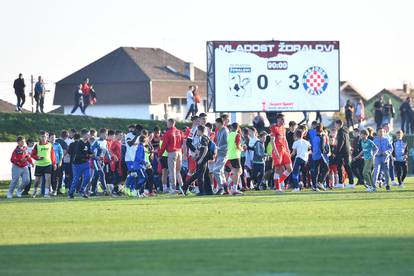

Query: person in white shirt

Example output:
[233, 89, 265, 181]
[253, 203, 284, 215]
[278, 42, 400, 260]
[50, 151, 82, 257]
[124, 125, 140, 194]
[290, 129, 311, 192]
[184, 85, 196, 120]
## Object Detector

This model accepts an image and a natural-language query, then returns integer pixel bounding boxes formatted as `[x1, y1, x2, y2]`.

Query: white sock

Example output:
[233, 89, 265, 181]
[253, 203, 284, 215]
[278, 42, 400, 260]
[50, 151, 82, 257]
[45, 188, 49, 196]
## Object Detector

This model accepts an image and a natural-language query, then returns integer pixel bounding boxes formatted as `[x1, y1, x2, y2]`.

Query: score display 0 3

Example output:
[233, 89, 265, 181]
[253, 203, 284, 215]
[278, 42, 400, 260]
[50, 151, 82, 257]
[210, 41, 340, 112]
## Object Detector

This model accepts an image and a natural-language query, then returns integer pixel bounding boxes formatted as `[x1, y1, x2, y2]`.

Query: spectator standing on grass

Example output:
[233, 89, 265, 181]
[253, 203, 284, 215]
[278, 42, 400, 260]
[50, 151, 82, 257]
[354, 129, 378, 192]
[13, 73, 26, 112]
[392, 130, 408, 188]
[7, 136, 33, 199]
[212, 117, 228, 195]
[81, 78, 91, 114]
[298, 111, 309, 126]
[334, 119, 354, 188]
[250, 131, 267, 190]
[182, 125, 211, 195]
[71, 84, 85, 114]
[286, 121, 297, 152]
[253, 112, 265, 132]
[49, 133, 63, 196]
[310, 124, 330, 191]
[68, 130, 93, 198]
[158, 118, 184, 194]
[373, 96, 384, 130]
[290, 129, 311, 192]
[372, 127, 393, 192]
[399, 97, 412, 134]
[351, 128, 364, 185]
[355, 99, 365, 129]
[344, 99, 354, 130]
[31, 131, 57, 198]
[226, 123, 244, 195]
[57, 130, 72, 193]
[124, 125, 140, 195]
[382, 99, 395, 129]
[315, 111, 322, 123]
[21, 139, 35, 195]
[193, 86, 201, 115]
[34, 76, 45, 113]
[185, 85, 196, 120]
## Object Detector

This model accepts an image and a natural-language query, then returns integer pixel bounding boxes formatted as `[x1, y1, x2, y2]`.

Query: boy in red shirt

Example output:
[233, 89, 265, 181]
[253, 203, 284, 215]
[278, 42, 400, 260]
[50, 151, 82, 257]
[110, 130, 123, 194]
[8, 136, 33, 198]
[270, 113, 292, 192]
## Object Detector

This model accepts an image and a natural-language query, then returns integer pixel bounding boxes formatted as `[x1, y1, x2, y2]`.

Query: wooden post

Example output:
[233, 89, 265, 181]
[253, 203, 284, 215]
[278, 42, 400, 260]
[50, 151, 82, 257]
[30, 74, 34, 113]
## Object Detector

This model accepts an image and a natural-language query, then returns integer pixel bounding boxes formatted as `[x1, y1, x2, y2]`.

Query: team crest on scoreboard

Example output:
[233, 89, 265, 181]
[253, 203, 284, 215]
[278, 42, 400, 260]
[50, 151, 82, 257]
[228, 65, 252, 98]
[302, 66, 329, 96]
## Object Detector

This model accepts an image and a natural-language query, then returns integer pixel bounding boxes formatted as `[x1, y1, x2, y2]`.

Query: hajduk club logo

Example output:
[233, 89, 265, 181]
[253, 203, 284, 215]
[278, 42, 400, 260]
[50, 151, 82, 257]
[302, 66, 328, 95]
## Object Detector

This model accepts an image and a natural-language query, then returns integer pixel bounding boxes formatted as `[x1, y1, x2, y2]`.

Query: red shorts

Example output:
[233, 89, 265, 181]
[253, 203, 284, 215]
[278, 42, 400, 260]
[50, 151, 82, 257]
[329, 164, 338, 173]
[188, 156, 197, 174]
[273, 150, 291, 167]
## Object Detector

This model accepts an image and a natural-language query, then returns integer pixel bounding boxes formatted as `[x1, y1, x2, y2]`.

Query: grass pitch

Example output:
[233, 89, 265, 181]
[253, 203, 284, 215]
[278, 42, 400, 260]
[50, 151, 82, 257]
[0, 180, 413, 275]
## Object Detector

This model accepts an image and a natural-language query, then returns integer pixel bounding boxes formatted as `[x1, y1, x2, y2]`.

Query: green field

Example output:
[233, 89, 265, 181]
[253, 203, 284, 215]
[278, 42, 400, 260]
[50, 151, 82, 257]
[0, 180, 413, 276]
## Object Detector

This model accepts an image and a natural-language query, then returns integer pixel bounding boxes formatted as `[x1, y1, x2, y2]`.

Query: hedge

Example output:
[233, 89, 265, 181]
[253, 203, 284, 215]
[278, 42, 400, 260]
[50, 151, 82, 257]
[0, 113, 188, 142]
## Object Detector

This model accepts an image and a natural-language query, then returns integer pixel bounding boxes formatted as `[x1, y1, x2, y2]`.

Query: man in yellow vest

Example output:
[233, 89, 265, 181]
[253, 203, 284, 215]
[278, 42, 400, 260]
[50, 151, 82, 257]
[227, 122, 244, 195]
[31, 131, 57, 197]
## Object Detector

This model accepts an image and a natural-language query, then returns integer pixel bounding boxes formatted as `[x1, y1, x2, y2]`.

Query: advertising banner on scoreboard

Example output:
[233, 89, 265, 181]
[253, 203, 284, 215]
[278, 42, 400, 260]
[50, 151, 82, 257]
[210, 41, 340, 112]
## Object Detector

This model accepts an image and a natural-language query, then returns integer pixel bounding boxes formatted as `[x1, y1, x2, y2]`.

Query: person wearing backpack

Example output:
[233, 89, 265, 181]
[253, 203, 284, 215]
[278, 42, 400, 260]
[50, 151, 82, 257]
[251, 131, 267, 190]
[182, 125, 212, 195]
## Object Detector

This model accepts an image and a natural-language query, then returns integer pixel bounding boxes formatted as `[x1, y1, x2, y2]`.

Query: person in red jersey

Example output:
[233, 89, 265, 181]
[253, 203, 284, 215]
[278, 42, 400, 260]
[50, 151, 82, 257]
[158, 118, 184, 194]
[270, 113, 292, 192]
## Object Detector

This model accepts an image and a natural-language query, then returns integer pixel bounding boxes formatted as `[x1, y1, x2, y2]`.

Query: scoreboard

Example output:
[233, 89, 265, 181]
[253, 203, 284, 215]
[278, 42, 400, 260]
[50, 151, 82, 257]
[207, 41, 340, 112]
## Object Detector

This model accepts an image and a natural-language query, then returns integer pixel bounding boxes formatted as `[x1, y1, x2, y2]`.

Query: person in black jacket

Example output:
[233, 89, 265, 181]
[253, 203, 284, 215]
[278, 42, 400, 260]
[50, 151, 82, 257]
[13, 73, 26, 112]
[351, 128, 364, 185]
[334, 119, 354, 187]
[182, 125, 212, 196]
[399, 97, 412, 134]
[373, 96, 384, 130]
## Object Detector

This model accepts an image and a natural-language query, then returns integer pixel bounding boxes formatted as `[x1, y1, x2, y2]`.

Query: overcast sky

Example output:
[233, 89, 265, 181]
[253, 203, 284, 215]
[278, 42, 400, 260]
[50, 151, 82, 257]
[0, 0, 413, 111]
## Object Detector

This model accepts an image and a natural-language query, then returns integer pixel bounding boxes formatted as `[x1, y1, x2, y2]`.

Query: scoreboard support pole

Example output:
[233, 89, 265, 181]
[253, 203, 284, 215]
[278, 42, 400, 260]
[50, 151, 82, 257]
[206, 41, 215, 112]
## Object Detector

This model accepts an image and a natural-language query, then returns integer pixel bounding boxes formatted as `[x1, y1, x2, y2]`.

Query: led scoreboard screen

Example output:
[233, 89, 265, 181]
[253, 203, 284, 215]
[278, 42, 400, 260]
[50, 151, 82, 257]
[208, 41, 340, 112]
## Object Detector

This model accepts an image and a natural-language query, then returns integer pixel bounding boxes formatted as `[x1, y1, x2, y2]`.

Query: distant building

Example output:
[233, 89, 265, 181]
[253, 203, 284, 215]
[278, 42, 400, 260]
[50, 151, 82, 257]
[365, 83, 414, 123]
[53, 47, 207, 120]
[339, 81, 368, 110]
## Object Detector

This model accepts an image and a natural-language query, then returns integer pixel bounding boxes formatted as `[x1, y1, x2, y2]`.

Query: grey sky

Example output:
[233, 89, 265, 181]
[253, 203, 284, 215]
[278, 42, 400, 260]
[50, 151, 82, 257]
[0, 0, 412, 110]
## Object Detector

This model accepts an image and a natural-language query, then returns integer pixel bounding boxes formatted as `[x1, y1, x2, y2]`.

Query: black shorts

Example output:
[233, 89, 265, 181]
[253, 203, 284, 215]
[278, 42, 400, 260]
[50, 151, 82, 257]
[229, 159, 241, 169]
[35, 165, 52, 176]
[160, 156, 168, 169]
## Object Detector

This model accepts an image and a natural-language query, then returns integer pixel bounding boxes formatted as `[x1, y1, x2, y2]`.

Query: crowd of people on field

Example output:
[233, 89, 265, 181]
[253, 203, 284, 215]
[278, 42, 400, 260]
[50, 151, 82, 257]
[5, 111, 412, 199]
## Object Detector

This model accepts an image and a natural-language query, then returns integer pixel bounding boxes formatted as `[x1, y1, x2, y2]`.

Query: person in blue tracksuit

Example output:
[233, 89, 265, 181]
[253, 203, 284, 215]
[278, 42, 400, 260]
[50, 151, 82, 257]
[372, 127, 393, 192]
[132, 135, 148, 197]
[310, 124, 330, 191]
[90, 128, 110, 195]
[68, 129, 92, 198]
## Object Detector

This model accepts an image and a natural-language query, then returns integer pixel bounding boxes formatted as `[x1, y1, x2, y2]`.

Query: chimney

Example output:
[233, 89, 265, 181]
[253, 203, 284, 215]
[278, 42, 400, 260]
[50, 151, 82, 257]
[184, 62, 195, 81]
[403, 81, 410, 94]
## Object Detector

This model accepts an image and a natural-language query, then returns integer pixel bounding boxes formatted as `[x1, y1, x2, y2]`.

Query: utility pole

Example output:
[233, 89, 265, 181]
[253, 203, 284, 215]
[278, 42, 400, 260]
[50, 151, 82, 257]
[30, 74, 34, 113]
